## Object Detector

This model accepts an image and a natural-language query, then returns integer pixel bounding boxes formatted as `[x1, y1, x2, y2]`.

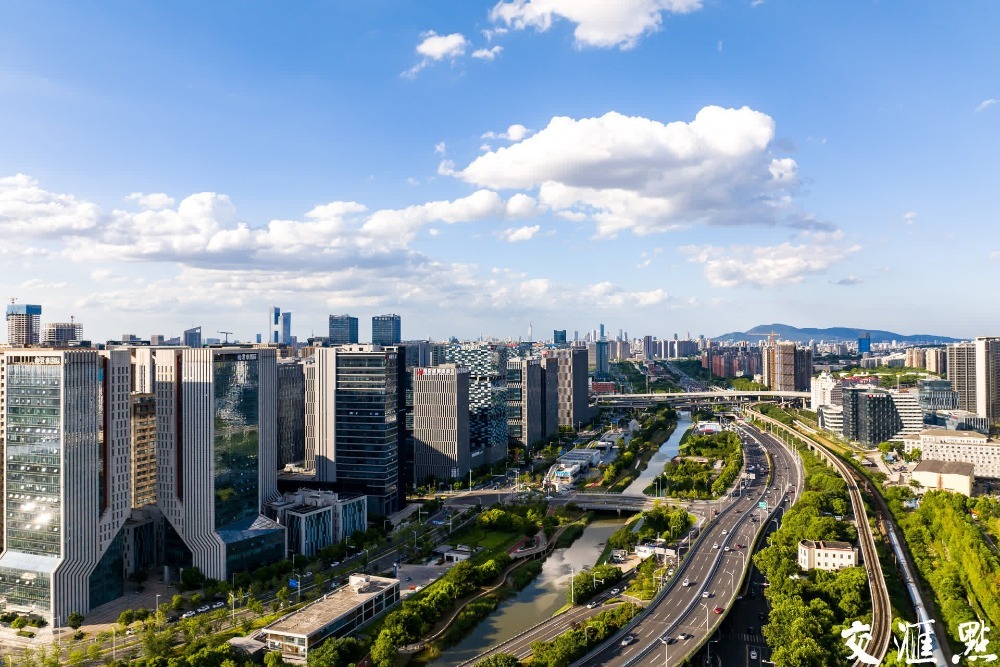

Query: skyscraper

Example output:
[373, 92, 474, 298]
[277, 361, 306, 468]
[549, 347, 592, 429]
[858, 333, 872, 355]
[328, 315, 359, 345]
[42, 319, 83, 346]
[154, 347, 284, 580]
[5, 303, 42, 345]
[183, 326, 202, 348]
[975, 337, 1000, 428]
[947, 342, 977, 413]
[0, 349, 132, 623]
[270, 307, 292, 345]
[440, 343, 509, 466]
[372, 314, 401, 346]
[312, 345, 400, 516]
[412, 365, 470, 483]
[507, 357, 543, 452]
[553, 330, 567, 346]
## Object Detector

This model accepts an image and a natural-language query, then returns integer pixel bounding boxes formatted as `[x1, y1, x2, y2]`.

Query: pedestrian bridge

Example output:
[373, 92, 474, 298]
[570, 493, 657, 512]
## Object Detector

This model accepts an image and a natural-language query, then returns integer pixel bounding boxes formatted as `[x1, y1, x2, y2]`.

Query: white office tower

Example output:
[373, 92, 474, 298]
[154, 347, 284, 581]
[0, 349, 132, 624]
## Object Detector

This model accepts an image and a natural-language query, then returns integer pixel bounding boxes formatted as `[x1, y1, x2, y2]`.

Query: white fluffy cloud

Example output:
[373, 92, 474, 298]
[126, 192, 175, 210]
[459, 107, 813, 237]
[404, 31, 469, 77]
[472, 46, 504, 61]
[481, 124, 531, 141]
[0, 174, 101, 235]
[500, 224, 541, 242]
[680, 241, 861, 288]
[489, 0, 702, 49]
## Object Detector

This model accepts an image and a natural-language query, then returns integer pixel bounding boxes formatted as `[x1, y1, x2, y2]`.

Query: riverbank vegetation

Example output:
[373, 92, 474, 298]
[598, 405, 677, 493]
[645, 430, 742, 499]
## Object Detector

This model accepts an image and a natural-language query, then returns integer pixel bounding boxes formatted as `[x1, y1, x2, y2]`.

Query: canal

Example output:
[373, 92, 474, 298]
[623, 410, 692, 496]
[434, 517, 626, 666]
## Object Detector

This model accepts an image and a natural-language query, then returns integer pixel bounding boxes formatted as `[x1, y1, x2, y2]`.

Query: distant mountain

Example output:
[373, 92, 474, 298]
[712, 323, 962, 345]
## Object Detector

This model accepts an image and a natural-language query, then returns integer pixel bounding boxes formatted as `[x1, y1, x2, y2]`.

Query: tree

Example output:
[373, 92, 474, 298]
[66, 612, 85, 630]
[474, 654, 521, 667]
[264, 651, 287, 667]
[180, 566, 206, 591]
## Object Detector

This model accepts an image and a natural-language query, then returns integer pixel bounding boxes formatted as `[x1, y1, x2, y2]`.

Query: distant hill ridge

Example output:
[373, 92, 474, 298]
[712, 323, 961, 345]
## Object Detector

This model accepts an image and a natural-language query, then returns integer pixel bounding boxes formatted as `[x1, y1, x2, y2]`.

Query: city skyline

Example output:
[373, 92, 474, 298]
[2, 2, 999, 340]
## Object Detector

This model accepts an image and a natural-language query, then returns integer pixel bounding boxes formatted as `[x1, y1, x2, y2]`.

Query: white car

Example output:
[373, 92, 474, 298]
[751, 649, 758, 660]
[701, 590, 711, 598]
[682, 578, 691, 587]
[721, 529, 727, 535]
[713, 542, 719, 549]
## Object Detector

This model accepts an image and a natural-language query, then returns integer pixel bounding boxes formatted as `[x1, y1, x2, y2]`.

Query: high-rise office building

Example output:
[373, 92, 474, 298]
[947, 342, 977, 413]
[549, 347, 592, 429]
[975, 337, 1000, 428]
[841, 387, 902, 446]
[858, 333, 871, 355]
[441, 343, 509, 466]
[372, 314, 401, 347]
[183, 326, 202, 348]
[5, 304, 42, 345]
[0, 349, 132, 623]
[412, 365, 470, 483]
[312, 345, 400, 516]
[277, 361, 306, 468]
[42, 319, 83, 346]
[269, 307, 292, 345]
[553, 330, 567, 346]
[507, 357, 543, 452]
[130, 393, 158, 508]
[540, 357, 559, 441]
[594, 340, 610, 378]
[154, 347, 284, 580]
[328, 315, 359, 345]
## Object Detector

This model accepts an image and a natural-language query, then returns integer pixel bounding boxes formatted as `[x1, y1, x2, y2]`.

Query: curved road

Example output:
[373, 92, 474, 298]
[575, 422, 801, 667]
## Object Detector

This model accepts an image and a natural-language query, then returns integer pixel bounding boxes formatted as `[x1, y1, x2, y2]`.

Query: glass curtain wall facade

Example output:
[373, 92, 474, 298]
[0, 361, 62, 613]
[335, 350, 399, 516]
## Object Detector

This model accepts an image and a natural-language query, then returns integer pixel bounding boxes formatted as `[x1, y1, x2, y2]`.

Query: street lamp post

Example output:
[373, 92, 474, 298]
[570, 566, 575, 606]
[155, 593, 161, 626]
[659, 634, 671, 667]
[112, 625, 117, 660]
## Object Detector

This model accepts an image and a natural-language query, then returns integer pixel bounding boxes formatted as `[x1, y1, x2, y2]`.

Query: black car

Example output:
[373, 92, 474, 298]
[662, 635, 677, 645]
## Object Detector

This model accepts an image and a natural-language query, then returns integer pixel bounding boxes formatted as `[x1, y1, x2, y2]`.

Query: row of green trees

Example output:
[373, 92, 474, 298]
[607, 503, 693, 551]
[568, 563, 624, 604]
[752, 448, 864, 667]
[645, 430, 743, 499]
[528, 603, 641, 667]
[882, 488, 1000, 650]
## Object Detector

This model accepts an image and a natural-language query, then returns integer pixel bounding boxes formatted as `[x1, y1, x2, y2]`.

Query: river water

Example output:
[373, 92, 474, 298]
[434, 517, 625, 666]
[623, 411, 692, 496]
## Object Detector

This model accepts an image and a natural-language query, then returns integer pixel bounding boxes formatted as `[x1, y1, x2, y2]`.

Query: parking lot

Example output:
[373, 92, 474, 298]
[396, 562, 456, 598]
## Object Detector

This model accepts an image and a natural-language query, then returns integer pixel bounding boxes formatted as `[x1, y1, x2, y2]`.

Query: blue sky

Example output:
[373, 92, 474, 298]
[1, 1, 998, 343]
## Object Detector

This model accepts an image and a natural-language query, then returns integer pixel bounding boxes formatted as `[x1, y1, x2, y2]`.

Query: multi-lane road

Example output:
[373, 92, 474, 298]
[577, 422, 803, 667]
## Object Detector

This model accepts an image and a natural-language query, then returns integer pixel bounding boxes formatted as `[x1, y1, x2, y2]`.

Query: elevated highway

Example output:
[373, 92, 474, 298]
[594, 390, 809, 408]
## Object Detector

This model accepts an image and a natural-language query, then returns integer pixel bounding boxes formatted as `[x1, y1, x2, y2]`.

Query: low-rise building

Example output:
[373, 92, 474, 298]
[268, 490, 368, 558]
[797, 540, 857, 571]
[901, 429, 1000, 479]
[262, 574, 400, 660]
[911, 460, 975, 496]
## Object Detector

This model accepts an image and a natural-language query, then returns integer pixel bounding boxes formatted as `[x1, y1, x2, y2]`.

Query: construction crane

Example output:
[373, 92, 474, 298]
[218, 330, 233, 344]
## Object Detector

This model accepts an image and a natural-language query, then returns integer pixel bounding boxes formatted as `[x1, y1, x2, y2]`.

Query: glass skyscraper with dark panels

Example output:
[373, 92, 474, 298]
[372, 314, 401, 347]
[329, 315, 359, 345]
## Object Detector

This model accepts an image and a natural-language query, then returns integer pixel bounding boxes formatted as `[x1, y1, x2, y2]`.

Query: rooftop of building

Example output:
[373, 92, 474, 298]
[913, 460, 976, 476]
[916, 428, 989, 441]
[264, 574, 398, 639]
[799, 540, 854, 551]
